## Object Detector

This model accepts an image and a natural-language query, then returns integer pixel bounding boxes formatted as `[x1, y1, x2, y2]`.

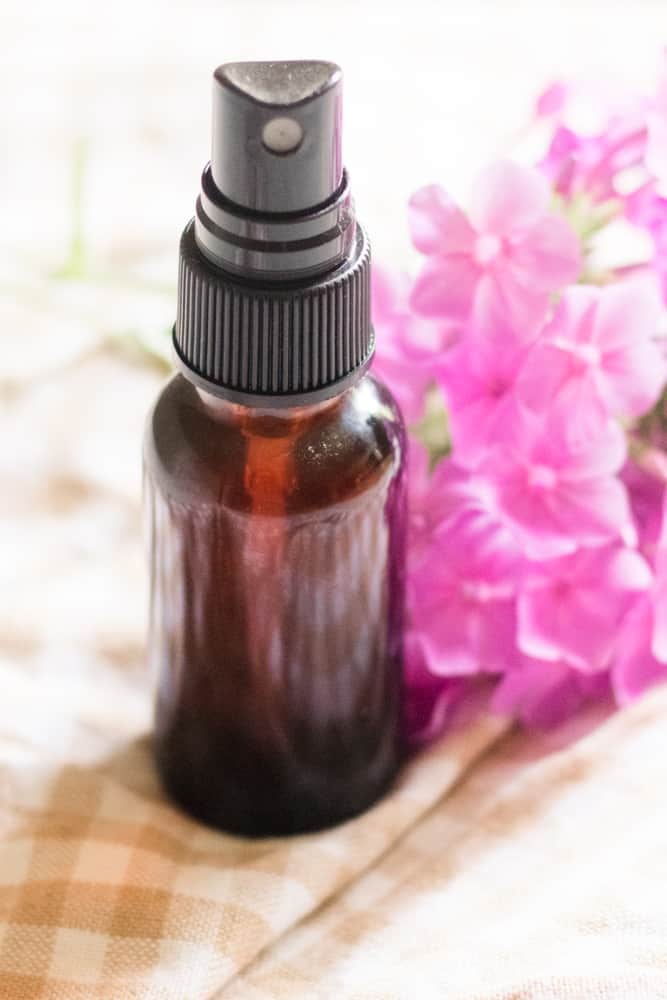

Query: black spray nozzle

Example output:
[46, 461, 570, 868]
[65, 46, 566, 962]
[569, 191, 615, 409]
[211, 60, 343, 214]
[195, 60, 355, 280]
[176, 59, 372, 406]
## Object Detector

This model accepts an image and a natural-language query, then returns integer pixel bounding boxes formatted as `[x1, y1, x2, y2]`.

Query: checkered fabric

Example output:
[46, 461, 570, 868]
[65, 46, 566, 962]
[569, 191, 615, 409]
[222, 686, 667, 1000]
[0, 650, 505, 999]
[2, 646, 667, 1000]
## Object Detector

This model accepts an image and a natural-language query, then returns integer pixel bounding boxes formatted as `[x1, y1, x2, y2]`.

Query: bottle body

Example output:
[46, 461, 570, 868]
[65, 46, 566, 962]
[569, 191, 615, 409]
[144, 371, 406, 836]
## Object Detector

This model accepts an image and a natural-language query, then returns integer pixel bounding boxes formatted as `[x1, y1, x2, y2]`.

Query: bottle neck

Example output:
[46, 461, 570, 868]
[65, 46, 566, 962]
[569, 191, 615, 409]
[194, 381, 345, 432]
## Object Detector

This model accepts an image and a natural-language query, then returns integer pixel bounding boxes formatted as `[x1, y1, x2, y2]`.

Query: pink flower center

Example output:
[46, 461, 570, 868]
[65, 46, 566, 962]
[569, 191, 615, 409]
[526, 463, 557, 490]
[569, 340, 601, 372]
[474, 234, 502, 266]
[488, 377, 509, 399]
[552, 579, 572, 599]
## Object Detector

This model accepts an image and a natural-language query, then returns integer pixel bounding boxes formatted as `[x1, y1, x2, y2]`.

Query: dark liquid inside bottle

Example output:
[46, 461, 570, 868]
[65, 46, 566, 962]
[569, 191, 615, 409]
[144, 372, 406, 836]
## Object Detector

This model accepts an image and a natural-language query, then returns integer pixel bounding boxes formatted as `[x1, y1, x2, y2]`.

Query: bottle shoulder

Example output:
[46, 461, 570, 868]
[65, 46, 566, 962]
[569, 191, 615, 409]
[144, 372, 406, 514]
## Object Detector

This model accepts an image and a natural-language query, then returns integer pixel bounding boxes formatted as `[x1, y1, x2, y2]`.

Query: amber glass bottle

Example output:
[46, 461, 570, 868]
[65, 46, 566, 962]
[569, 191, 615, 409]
[144, 61, 407, 835]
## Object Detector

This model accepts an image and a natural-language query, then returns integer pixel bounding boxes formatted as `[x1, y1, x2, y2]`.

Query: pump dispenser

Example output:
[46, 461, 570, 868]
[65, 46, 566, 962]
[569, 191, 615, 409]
[176, 60, 370, 402]
[145, 61, 406, 836]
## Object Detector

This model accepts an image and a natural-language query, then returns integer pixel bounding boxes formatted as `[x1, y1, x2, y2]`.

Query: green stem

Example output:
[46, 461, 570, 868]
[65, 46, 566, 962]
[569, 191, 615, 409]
[52, 137, 89, 279]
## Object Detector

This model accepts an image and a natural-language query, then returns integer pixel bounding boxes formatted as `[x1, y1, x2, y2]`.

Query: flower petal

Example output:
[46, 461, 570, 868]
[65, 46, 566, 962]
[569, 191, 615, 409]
[482, 270, 551, 332]
[517, 585, 615, 669]
[469, 161, 549, 236]
[651, 555, 667, 663]
[492, 659, 600, 729]
[517, 547, 649, 671]
[553, 474, 635, 547]
[408, 185, 476, 256]
[646, 111, 667, 188]
[558, 418, 627, 479]
[601, 339, 666, 418]
[414, 596, 487, 676]
[535, 81, 569, 119]
[410, 256, 479, 320]
[508, 215, 581, 290]
[612, 598, 667, 704]
[494, 474, 579, 559]
[592, 280, 662, 351]
[370, 264, 407, 318]
[403, 631, 470, 746]
[546, 371, 609, 451]
[516, 341, 579, 413]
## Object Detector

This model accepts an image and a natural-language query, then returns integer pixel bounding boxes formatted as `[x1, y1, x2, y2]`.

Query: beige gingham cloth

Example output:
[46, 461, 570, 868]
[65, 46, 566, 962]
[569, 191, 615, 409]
[1, 637, 667, 999]
[0, 668, 505, 999]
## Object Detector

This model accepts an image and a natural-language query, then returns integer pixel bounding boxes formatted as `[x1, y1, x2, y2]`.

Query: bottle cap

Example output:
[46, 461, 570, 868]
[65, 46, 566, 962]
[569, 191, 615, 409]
[174, 61, 372, 406]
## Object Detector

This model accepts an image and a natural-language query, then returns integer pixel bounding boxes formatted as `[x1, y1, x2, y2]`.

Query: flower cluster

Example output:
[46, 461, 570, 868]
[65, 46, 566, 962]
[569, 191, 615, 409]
[374, 60, 667, 739]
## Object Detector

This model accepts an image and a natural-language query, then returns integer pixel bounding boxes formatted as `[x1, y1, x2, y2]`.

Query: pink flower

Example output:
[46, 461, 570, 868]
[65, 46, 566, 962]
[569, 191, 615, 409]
[539, 122, 646, 203]
[403, 631, 471, 746]
[622, 459, 666, 560]
[371, 266, 453, 424]
[625, 181, 667, 233]
[408, 449, 523, 567]
[535, 77, 647, 202]
[409, 161, 581, 331]
[535, 81, 570, 120]
[517, 283, 665, 445]
[479, 404, 634, 559]
[646, 114, 667, 189]
[408, 493, 522, 676]
[406, 442, 468, 568]
[517, 545, 651, 671]
[536, 61, 667, 204]
[625, 184, 667, 302]
[645, 57, 667, 187]
[612, 598, 667, 704]
[611, 489, 667, 704]
[651, 492, 667, 662]
[535, 77, 643, 135]
[436, 294, 533, 467]
[492, 656, 610, 729]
